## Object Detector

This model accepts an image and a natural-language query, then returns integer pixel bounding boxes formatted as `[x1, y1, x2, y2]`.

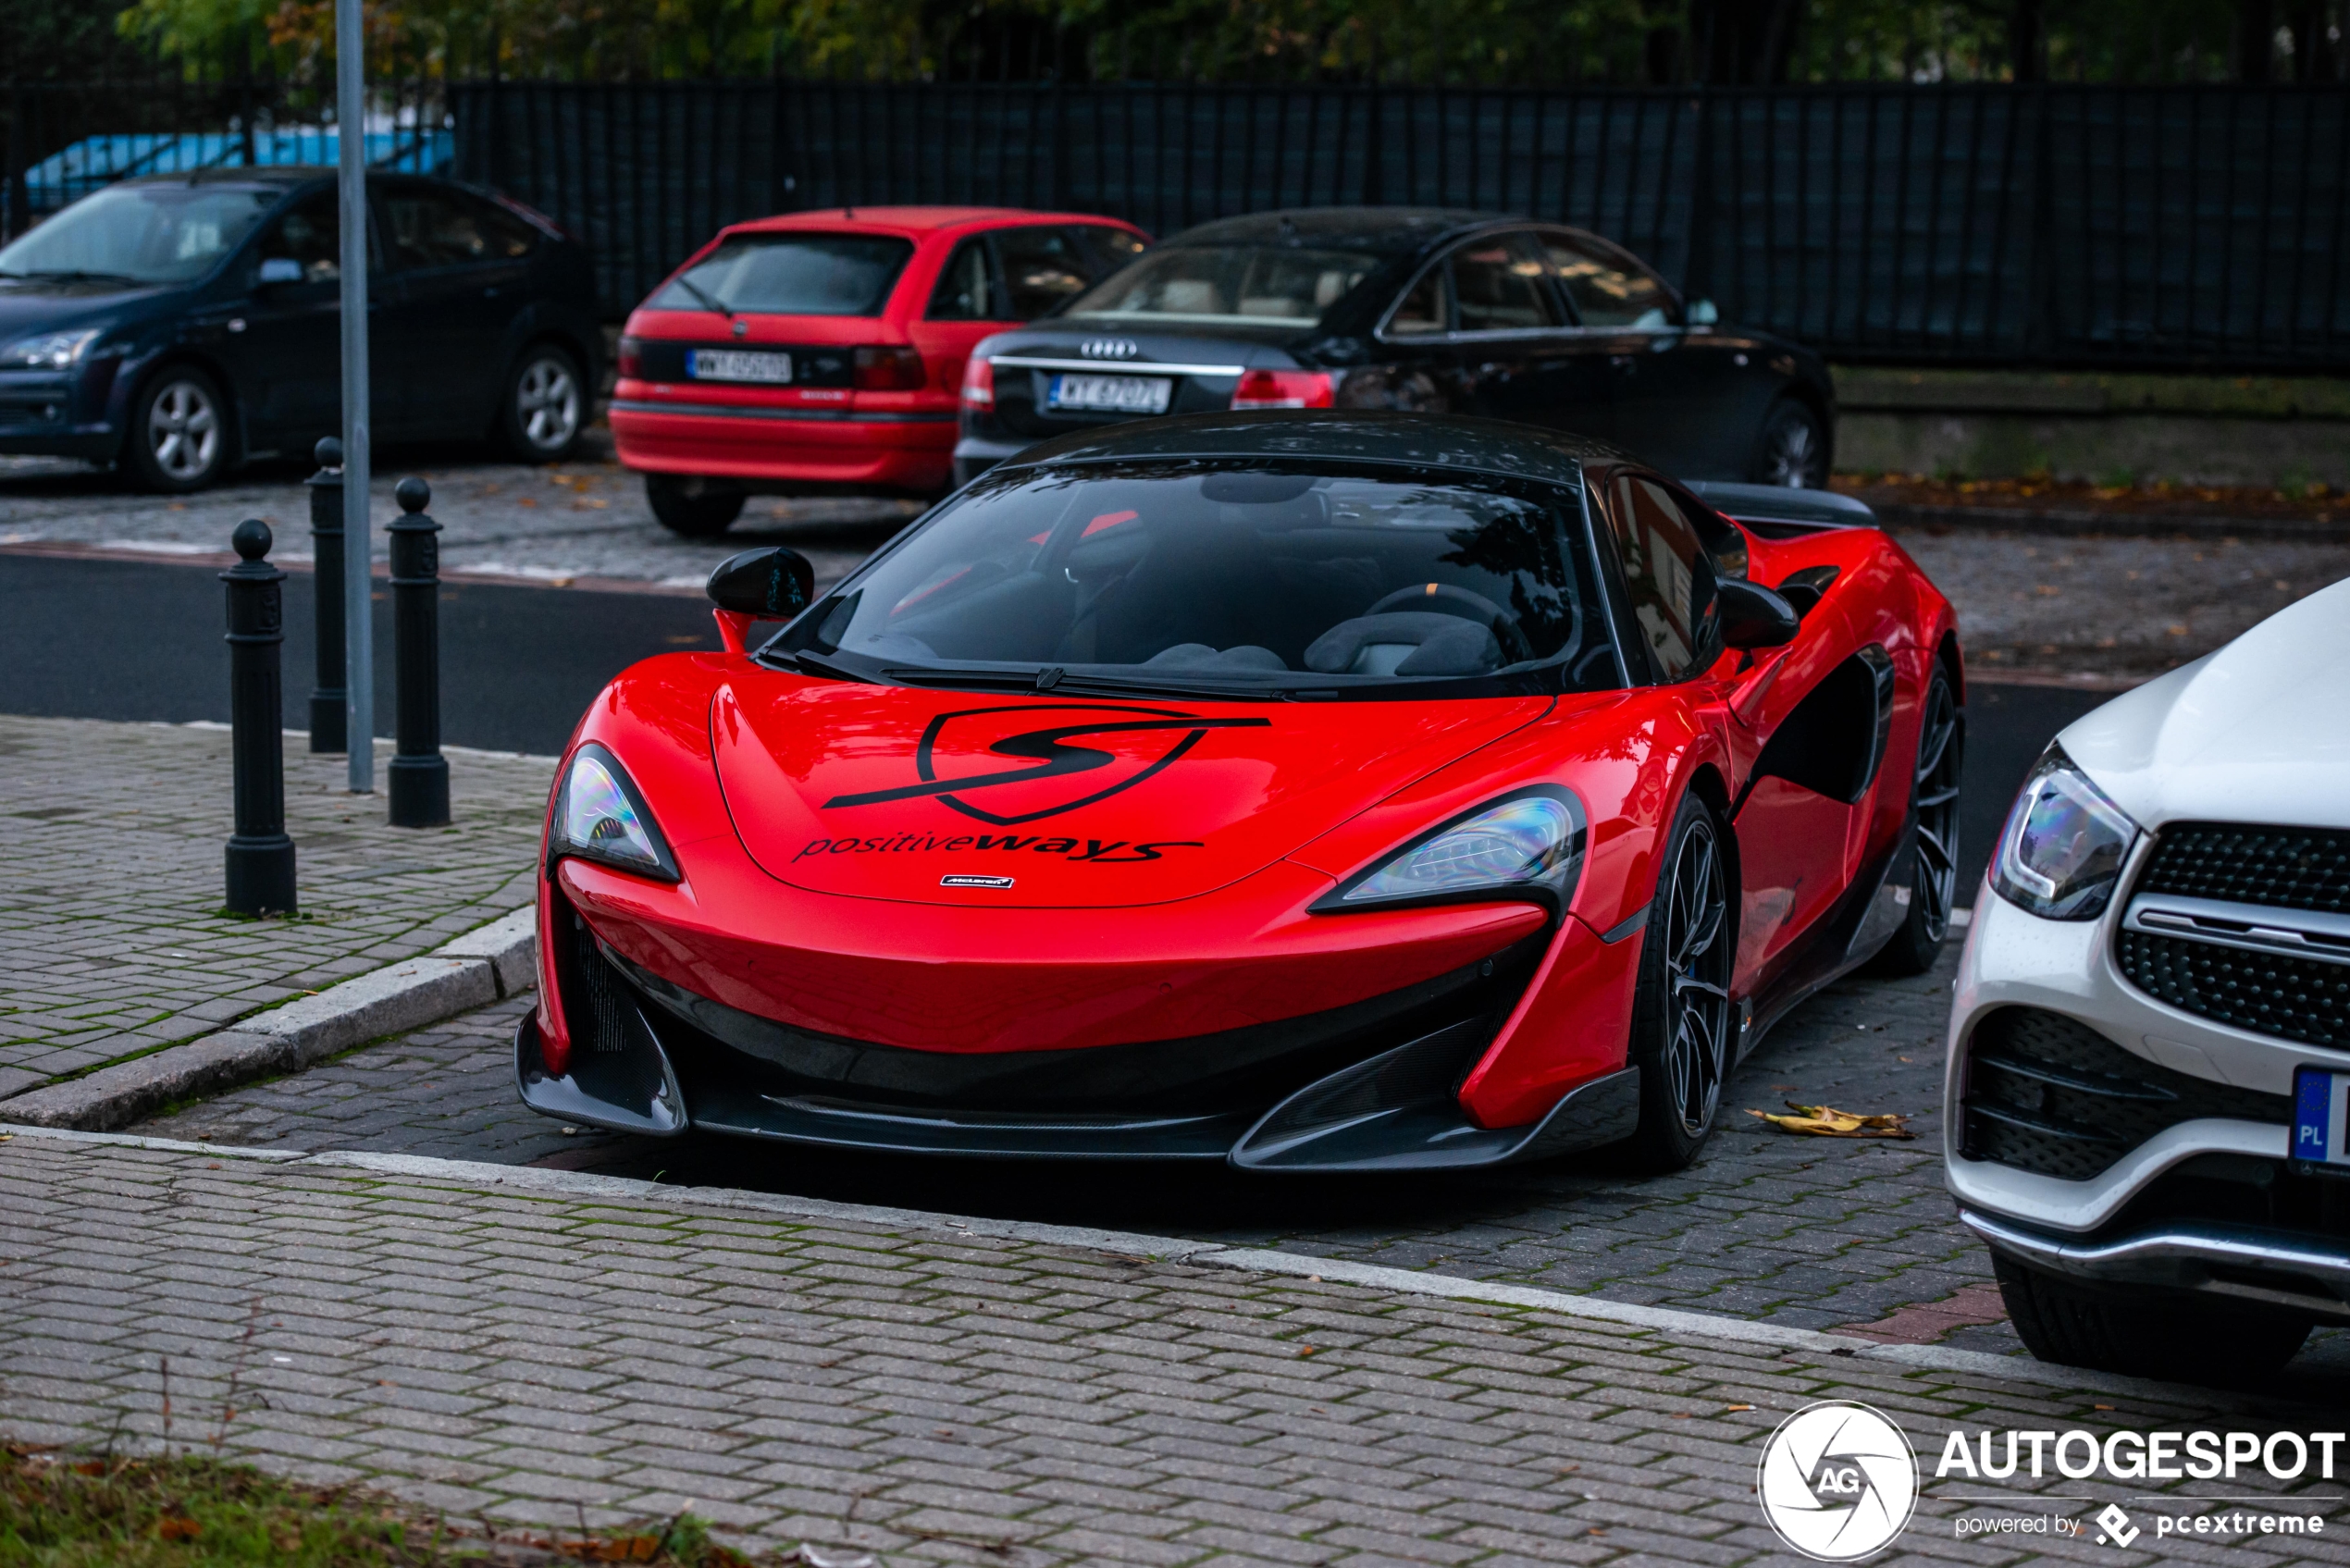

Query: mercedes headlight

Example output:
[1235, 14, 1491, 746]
[1991, 747, 2138, 920]
[0, 327, 101, 371]
[549, 743, 678, 882]
[1317, 787, 1586, 913]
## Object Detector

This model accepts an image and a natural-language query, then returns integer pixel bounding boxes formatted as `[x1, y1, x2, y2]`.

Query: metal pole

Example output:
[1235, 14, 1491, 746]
[306, 437, 346, 752]
[386, 477, 449, 828]
[337, 0, 374, 793]
[223, 520, 297, 917]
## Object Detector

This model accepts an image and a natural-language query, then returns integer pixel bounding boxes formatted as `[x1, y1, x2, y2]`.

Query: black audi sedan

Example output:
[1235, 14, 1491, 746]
[0, 167, 601, 490]
[955, 207, 1834, 489]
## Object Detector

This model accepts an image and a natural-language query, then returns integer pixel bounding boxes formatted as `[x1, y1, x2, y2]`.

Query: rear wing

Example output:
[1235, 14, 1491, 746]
[1685, 481, 1878, 538]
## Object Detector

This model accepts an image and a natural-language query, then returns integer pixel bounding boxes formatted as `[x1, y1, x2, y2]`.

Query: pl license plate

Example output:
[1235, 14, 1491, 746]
[2293, 1068, 2350, 1173]
[1047, 373, 1172, 414]
[687, 349, 793, 384]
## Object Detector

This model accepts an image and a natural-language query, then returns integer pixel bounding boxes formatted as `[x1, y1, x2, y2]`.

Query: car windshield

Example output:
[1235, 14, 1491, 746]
[648, 232, 914, 315]
[773, 462, 1618, 698]
[0, 184, 278, 284]
[1063, 246, 1377, 327]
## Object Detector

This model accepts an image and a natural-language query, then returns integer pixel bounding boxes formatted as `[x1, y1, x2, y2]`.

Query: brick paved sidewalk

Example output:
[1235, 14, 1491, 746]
[2, 1134, 2344, 1567]
[0, 714, 551, 1098]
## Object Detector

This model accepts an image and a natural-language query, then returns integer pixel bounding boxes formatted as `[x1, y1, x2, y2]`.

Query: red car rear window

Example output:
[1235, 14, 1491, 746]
[649, 232, 915, 316]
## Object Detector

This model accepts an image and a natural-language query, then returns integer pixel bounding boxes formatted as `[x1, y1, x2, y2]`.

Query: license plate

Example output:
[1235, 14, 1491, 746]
[687, 349, 793, 384]
[1047, 374, 1172, 414]
[2294, 1068, 2350, 1172]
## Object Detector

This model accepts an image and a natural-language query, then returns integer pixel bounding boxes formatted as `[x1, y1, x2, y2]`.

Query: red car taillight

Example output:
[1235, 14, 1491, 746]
[616, 335, 644, 380]
[960, 355, 996, 410]
[854, 346, 925, 390]
[1231, 368, 1336, 409]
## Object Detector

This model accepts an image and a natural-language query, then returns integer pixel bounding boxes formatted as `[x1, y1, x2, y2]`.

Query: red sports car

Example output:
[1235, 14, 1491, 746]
[612, 206, 1148, 533]
[522, 413, 1962, 1172]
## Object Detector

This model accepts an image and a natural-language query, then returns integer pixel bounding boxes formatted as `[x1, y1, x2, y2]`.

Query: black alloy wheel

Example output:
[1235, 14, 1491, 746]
[645, 473, 748, 537]
[1867, 666, 1963, 977]
[1621, 794, 1736, 1171]
[1752, 399, 1828, 489]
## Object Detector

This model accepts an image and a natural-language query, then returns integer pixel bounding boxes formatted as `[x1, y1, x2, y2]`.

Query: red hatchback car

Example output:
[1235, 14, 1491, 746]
[612, 207, 1148, 533]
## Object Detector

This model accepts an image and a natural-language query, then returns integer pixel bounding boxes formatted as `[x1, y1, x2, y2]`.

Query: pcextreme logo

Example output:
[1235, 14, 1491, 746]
[1757, 1401, 1920, 1562]
[823, 703, 1270, 826]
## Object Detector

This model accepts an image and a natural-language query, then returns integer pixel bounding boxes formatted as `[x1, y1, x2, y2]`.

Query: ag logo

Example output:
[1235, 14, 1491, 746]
[1756, 1401, 1918, 1562]
[823, 703, 1269, 826]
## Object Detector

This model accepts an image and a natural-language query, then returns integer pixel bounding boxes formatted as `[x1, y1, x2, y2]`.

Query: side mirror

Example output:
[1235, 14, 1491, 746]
[1687, 297, 1720, 327]
[1717, 576, 1800, 650]
[708, 546, 814, 616]
[256, 256, 303, 286]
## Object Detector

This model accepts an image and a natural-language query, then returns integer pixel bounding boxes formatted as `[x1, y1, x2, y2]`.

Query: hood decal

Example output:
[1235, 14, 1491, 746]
[825, 702, 1272, 825]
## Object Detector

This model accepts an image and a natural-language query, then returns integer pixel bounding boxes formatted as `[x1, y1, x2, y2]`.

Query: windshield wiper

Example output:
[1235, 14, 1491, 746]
[669, 273, 732, 318]
[7, 269, 141, 284]
[775, 648, 873, 684]
[881, 664, 1286, 703]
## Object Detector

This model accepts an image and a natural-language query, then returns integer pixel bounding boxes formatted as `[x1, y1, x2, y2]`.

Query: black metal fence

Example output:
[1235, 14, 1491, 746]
[452, 79, 2350, 371]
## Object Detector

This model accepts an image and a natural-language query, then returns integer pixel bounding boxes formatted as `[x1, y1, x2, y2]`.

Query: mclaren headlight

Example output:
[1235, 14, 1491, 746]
[549, 743, 679, 882]
[1990, 746, 2138, 920]
[1316, 786, 1587, 914]
[0, 327, 101, 371]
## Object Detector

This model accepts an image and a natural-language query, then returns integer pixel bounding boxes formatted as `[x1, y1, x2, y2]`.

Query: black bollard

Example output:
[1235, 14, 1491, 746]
[223, 519, 297, 915]
[305, 437, 347, 753]
[387, 476, 450, 828]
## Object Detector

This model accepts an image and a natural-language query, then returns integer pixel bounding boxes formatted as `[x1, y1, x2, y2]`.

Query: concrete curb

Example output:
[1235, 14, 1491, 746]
[1872, 500, 2350, 544]
[0, 1126, 2220, 1403]
[0, 906, 537, 1131]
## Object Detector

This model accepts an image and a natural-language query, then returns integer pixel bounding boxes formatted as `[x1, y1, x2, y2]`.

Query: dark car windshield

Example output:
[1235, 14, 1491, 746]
[0, 183, 278, 285]
[648, 232, 914, 315]
[1063, 247, 1378, 329]
[773, 461, 1618, 698]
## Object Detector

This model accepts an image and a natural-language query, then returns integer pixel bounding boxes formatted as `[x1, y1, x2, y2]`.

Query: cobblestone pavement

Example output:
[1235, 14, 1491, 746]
[0, 448, 920, 597]
[3, 1136, 2344, 1566]
[128, 943, 2350, 1384]
[0, 715, 550, 1096]
[9, 450, 2348, 679]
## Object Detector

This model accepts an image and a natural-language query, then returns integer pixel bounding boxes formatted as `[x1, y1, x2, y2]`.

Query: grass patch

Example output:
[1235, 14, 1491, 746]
[0, 1449, 773, 1566]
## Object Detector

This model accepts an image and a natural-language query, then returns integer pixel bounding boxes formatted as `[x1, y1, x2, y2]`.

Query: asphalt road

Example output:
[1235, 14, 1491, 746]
[0, 550, 2101, 894]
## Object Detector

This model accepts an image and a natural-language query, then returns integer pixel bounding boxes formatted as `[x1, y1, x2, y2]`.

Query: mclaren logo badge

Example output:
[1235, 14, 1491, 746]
[825, 703, 1269, 825]
[941, 873, 1016, 889]
[1079, 338, 1141, 360]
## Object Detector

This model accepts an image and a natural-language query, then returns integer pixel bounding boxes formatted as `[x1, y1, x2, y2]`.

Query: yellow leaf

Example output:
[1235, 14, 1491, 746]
[1746, 1103, 1914, 1139]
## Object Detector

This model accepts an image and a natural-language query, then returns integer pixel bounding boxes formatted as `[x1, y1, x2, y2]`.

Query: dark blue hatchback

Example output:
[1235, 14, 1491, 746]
[0, 167, 601, 490]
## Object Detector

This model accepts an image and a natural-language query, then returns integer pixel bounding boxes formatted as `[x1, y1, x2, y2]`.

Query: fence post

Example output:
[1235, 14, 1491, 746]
[305, 438, 347, 753]
[4, 80, 29, 245]
[1683, 84, 1717, 309]
[222, 520, 297, 917]
[386, 477, 449, 828]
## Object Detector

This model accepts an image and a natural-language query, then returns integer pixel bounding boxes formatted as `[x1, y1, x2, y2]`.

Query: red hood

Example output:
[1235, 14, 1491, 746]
[711, 673, 1551, 907]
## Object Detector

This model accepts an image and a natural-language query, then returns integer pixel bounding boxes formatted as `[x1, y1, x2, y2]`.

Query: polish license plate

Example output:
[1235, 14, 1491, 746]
[687, 349, 793, 384]
[1047, 373, 1171, 414]
[2293, 1068, 2350, 1173]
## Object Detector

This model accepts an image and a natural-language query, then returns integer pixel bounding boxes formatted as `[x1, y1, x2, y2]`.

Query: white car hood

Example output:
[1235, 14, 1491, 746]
[2057, 575, 2350, 831]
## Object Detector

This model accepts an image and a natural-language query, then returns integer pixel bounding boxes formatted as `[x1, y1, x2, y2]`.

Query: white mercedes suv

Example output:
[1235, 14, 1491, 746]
[1948, 577, 2350, 1379]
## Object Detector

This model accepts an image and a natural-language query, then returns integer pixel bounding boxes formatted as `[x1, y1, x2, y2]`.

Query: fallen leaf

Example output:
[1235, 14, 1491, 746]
[1747, 1103, 1915, 1140]
[71, 1460, 107, 1475]
[2094, 1403, 2115, 1412]
[157, 1516, 201, 1541]
[1725, 1403, 1756, 1413]
[1297, 1345, 1317, 1357]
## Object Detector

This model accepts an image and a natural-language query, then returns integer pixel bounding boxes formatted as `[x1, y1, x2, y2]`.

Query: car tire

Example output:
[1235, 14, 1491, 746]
[1618, 792, 1737, 1173]
[1993, 1253, 2310, 1381]
[128, 365, 230, 492]
[645, 474, 747, 537]
[1750, 398, 1828, 489]
[500, 342, 586, 462]
[1866, 664, 1963, 977]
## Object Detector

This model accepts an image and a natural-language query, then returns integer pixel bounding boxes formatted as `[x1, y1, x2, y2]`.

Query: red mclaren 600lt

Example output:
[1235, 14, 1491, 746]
[521, 412, 1962, 1172]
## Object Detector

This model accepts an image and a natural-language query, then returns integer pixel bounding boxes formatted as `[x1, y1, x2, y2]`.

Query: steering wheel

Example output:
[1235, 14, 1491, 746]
[1366, 583, 1534, 664]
